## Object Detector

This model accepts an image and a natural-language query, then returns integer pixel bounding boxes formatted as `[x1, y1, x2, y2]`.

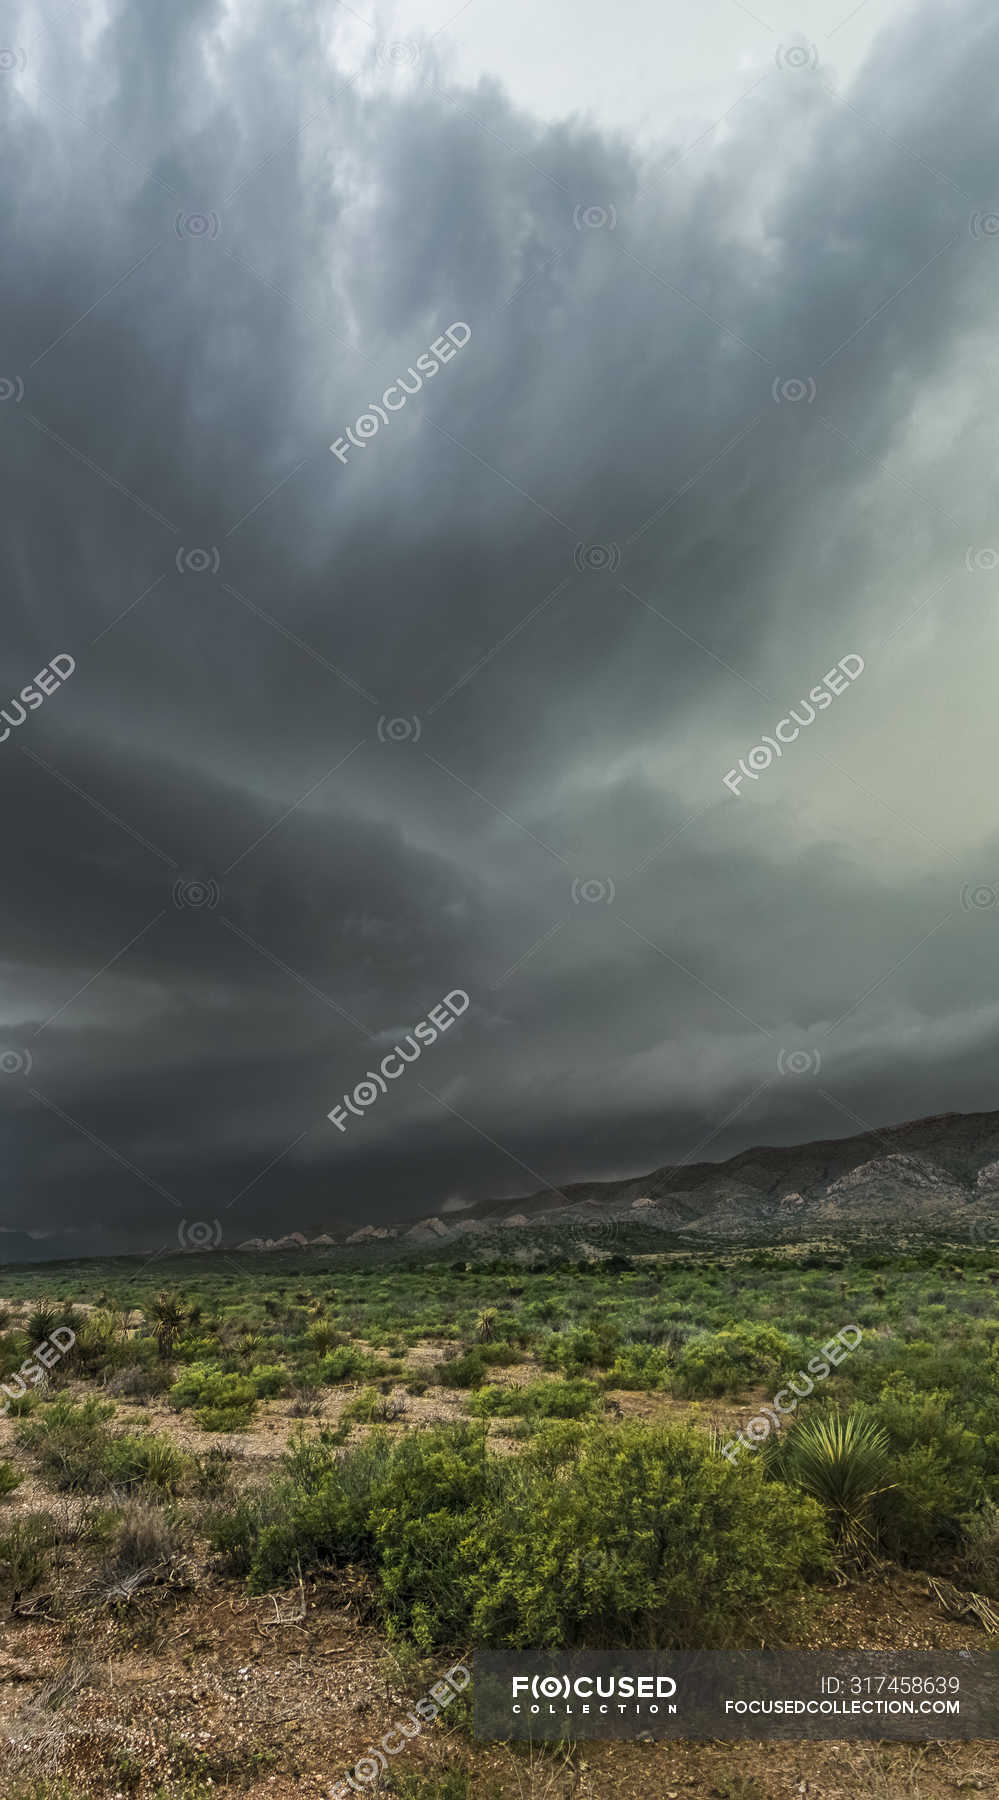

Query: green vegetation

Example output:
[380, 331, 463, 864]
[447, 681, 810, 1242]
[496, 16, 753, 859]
[774, 1408, 894, 1559]
[16, 1397, 189, 1494]
[1, 1238, 997, 1659]
[205, 1416, 827, 1649]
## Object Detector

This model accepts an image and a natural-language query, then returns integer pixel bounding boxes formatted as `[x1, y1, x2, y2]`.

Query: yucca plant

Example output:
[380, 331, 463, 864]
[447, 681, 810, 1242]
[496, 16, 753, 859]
[26, 1302, 60, 1344]
[307, 1320, 340, 1354]
[112, 1433, 188, 1495]
[72, 1316, 113, 1375]
[780, 1407, 894, 1562]
[474, 1308, 498, 1343]
[150, 1292, 186, 1359]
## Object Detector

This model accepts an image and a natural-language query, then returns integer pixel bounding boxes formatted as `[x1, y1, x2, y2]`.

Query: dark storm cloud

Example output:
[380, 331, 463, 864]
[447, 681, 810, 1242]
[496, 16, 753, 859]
[2, 0, 999, 1253]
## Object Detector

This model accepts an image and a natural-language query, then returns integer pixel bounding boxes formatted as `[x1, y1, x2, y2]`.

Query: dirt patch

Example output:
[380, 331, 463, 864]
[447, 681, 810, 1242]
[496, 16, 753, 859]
[0, 1573, 996, 1798]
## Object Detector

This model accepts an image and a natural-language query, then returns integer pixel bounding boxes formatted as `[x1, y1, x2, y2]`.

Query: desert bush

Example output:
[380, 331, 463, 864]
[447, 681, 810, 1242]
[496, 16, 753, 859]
[103, 1499, 177, 1584]
[17, 1396, 188, 1494]
[0, 1459, 23, 1497]
[224, 1416, 828, 1649]
[372, 1420, 829, 1650]
[467, 1379, 601, 1422]
[434, 1348, 488, 1388]
[958, 1503, 999, 1597]
[307, 1321, 342, 1354]
[864, 1378, 998, 1564]
[169, 1365, 257, 1430]
[17, 1396, 117, 1490]
[317, 1345, 386, 1384]
[194, 1444, 243, 1497]
[342, 1386, 380, 1424]
[248, 1362, 291, 1397]
[197, 1401, 256, 1433]
[205, 1492, 268, 1576]
[106, 1360, 172, 1398]
[672, 1323, 795, 1397]
[3, 1389, 40, 1418]
[541, 1324, 620, 1375]
[0, 1512, 60, 1600]
[238, 1431, 394, 1592]
[106, 1432, 189, 1495]
[605, 1342, 672, 1389]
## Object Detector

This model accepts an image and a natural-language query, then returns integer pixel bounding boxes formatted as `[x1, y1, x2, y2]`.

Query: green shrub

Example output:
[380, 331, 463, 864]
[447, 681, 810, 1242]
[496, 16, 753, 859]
[0, 1512, 60, 1599]
[0, 1460, 23, 1497]
[317, 1345, 384, 1384]
[193, 1444, 241, 1497]
[3, 1389, 39, 1419]
[434, 1348, 489, 1388]
[342, 1386, 380, 1424]
[467, 1379, 601, 1421]
[196, 1400, 256, 1432]
[959, 1504, 999, 1598]
[541, 1324, 620, 1375]
[372, 1420, 828, 1650]
[107, 1360, 172, 1398]
[864, 1378, 998, 1564]
[205, 1493, 268, 1576]
[673, 1324, 794, 1397]
[233, 1417, 826, 1647]
[249, 1362, 291, 1397]
[605, 1342, 673, 1389]
[105, 1433, 189, 1494]
[16, 1397, 188, 1494]
[247, 1432, 395, 1593]
[17, 1396, 117, 1490]
[169, 1365, 258, 1430]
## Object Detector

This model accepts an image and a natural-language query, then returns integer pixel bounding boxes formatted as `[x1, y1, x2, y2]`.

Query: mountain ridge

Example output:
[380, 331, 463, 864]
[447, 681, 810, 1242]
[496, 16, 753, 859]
[236, 1105, 999, 1252]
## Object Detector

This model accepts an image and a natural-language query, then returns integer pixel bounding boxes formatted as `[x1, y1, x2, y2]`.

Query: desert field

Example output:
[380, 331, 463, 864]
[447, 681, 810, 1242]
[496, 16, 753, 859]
[0, 1243, 997, 1800]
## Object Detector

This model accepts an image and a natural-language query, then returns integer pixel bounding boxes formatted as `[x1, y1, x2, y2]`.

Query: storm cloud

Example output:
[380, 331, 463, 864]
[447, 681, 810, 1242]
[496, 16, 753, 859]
[2, 0, 999, 1255]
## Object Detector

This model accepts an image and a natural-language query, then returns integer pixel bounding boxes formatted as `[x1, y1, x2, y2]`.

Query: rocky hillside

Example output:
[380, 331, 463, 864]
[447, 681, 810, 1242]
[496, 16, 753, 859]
[235, 1107, 999, 1254]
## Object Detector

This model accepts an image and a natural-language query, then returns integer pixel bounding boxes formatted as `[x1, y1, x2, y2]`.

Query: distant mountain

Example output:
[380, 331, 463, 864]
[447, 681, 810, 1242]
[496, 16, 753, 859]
[224, 1107, 999, 1258]
[432, 1107, 999, 1246]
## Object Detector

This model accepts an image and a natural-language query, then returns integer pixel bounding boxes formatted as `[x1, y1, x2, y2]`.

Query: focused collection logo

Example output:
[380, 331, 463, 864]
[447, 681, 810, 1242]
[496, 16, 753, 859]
[511, 1672, 677, 1716]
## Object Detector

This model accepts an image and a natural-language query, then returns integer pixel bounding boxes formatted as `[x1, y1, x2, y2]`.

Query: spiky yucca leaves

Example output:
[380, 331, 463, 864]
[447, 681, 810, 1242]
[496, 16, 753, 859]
[150, 1292, 186, 1359]
[474, 1308, 498, 1343]
[781, 1407, 894, 1562]
[26, 1302, 60, 1344]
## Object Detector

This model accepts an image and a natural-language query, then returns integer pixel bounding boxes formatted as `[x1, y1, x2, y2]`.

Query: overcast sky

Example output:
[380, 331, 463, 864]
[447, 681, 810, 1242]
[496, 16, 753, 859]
[3, 0, 999, 1257]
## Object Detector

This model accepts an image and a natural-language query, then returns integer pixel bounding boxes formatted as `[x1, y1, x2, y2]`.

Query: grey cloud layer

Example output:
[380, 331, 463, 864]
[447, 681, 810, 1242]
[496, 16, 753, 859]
[2, 0, 999, 1252]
